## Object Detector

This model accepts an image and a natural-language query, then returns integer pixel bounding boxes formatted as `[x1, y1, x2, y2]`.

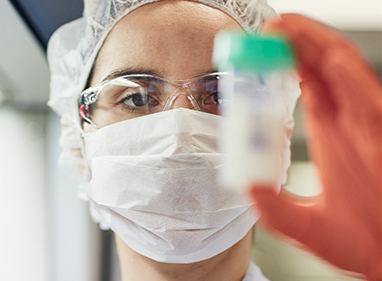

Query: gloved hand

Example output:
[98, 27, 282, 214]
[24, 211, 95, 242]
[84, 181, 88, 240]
[248, 14, 382, 281]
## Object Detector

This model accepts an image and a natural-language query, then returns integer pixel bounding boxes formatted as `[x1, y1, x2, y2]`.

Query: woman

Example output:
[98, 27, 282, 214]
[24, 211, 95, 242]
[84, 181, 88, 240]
[48, 0, 381, 280]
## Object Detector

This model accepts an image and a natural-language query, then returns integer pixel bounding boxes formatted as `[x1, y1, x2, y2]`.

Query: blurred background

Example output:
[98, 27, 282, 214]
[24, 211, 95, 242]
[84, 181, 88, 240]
[0, 0, 380, 280]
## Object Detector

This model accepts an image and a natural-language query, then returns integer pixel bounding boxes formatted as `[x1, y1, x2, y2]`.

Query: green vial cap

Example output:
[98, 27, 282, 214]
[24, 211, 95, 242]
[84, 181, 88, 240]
[213, 31, 295, 72]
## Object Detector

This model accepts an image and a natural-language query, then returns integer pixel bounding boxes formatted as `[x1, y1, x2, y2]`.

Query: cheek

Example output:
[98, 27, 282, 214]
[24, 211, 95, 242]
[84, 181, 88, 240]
[91, 109, 124, 129]
[83, 123, 96, 134]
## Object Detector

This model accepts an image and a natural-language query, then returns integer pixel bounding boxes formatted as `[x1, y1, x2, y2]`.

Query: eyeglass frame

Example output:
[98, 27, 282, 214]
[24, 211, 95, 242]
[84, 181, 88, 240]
[78, 72, 228, 129]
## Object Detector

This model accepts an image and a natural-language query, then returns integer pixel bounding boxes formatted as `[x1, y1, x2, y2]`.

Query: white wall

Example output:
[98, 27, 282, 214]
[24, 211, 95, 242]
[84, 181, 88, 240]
[0, 106, 48, 281]
[268, 0, 382, 30]
[0, 106, 101, 281]
[0, 0, 50, 105]
[46, 110, 101, 281]
[0, 1, 102, 279]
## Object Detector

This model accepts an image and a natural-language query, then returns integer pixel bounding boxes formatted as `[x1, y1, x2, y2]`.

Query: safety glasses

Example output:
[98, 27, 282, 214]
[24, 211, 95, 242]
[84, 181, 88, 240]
[79, 72, 228, 128]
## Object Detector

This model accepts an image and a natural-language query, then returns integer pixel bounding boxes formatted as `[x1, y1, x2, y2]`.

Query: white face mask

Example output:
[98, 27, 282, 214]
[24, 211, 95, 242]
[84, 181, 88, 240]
[84, 109, 258, 263]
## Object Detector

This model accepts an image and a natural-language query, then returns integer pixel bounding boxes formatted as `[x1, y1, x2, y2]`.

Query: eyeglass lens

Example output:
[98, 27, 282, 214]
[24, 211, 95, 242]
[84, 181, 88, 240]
[88, 75, 223, 127]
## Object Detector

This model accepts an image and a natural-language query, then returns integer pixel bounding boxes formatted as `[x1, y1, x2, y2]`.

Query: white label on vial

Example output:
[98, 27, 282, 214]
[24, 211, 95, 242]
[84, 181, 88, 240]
[220, 95, 283, 191]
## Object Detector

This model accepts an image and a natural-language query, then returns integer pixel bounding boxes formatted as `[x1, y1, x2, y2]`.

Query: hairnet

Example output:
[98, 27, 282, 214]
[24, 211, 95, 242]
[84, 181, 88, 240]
[47, 0, 277, 117]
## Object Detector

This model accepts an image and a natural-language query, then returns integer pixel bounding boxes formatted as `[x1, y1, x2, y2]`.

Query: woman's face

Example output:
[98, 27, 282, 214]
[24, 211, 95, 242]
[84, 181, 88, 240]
[84, 0, 240, 133]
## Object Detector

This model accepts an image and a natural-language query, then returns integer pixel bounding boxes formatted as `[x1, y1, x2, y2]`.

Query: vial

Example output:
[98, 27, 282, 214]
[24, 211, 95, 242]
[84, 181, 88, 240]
[213, 31, 295, 190]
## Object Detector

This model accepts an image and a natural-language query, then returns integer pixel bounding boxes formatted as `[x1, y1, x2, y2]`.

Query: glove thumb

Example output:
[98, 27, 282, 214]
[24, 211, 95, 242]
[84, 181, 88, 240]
[248, 185, 318, 246]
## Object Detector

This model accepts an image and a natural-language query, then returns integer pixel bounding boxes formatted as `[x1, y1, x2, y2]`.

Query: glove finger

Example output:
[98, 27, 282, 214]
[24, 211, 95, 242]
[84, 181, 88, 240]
[265, 14, 380, 115]
[265, 14, 358, 74]
[320, 45, 382, 114]
[247, 185, 316, 242]
[320, 49, 382, 162]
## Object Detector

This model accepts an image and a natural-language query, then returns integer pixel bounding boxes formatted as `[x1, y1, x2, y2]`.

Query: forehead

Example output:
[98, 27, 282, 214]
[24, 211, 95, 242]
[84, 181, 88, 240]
[91, 0, 241, 85]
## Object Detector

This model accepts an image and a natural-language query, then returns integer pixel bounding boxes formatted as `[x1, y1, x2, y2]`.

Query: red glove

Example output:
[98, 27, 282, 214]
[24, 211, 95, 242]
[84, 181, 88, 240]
[248, 14, 382, 281]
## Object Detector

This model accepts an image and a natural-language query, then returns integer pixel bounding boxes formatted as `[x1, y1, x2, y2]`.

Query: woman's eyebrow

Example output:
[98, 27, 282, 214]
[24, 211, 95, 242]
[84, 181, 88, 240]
[196, 69, 219, 77]
[102, 68, 163, 82]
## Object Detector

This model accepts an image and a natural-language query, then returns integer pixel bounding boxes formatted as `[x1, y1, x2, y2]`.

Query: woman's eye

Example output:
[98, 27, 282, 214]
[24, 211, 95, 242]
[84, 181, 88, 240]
[202, 92, 220, 106]
[122, 93, 158, 107]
